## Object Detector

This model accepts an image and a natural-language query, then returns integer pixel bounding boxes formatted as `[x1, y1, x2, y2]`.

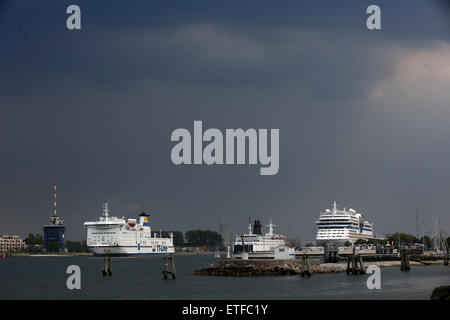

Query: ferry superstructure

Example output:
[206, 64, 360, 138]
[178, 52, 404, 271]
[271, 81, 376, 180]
[83, 203, 174, 256]
[315, 201, 374, 244]
[232, 219, 286, 259]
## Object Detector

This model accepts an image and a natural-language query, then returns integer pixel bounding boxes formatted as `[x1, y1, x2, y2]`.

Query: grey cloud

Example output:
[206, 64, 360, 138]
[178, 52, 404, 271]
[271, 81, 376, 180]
[1, 23, 407, 103]
[0, 1, 449, 241]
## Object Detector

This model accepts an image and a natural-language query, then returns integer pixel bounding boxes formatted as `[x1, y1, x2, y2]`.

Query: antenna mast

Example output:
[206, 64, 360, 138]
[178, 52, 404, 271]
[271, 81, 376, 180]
[415, 209, 419, 239]
[266, 218, 276, 237]
[53, 183, 57, 216]
[103, 203, 109, 217]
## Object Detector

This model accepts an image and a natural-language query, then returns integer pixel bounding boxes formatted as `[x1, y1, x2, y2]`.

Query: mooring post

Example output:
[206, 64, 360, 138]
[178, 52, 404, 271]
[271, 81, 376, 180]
[346, 256, 351, 275]
[102, 256, 112, 276]
[108, 256, 112, 276]
[163, 256, 169, 280]
[400, 249, 410, 271]
[102, 257, 106, 276]
[170, 255, 176, 279]
[346, 246, 364, 275]
[352, 255, 357, 275]
[324, 244, 338, 263]
[162, 255, 176, 280]
[358, 255, 365, 275]
[300, 255, 311, 277]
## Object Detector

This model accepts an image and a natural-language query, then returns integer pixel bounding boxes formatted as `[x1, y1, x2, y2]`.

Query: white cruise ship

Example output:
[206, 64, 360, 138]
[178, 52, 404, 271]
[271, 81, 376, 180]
[232, 219, 286, 259]
[84, 203, 174, 256]
[315, 201, 374, 244]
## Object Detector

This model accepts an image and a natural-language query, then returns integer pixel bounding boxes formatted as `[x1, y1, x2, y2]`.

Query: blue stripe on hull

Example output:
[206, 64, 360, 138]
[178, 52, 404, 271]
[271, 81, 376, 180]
[88, 246, 174, 248]
[93, 252, 175, 257]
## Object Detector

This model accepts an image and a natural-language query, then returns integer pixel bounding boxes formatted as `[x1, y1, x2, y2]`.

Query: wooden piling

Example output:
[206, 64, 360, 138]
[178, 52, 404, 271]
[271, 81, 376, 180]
[102, 256, 112, 276]
[324, 244, 338, 263]
[400, 250, 410, 271]
[162, 255, 176, 280]
[300, 255, 312, 277]
[346, 247, 365, 275]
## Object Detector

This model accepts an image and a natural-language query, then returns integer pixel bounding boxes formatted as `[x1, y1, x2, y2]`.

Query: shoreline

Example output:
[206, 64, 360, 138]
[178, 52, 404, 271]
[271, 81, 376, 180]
[6, 252, 93, 257]
[5, 251, 222, 257]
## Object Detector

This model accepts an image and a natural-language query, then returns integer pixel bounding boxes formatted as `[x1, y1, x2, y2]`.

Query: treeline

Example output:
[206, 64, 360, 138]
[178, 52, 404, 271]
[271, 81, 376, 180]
[160, 231, 184, 246]
[353, 238, 388, 246]
[386, 232, 450, 249]
[23, 229, 224, 252]
[161, 230, 223, 249]
[23, 233, 90, 253]
[351, 233, 450, 248]
[185, 230, 223, 248]
[23, 233, 44, 252]
[65, 240, 89, 252]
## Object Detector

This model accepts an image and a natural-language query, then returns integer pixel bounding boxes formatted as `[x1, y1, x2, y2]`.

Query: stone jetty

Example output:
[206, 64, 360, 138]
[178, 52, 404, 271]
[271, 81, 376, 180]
[192, 257, 445, 277]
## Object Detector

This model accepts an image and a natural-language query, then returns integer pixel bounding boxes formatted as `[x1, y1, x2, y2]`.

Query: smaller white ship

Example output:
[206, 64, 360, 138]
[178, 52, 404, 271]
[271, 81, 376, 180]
[84, 203, 175, 256]
[232, 219, 286, 259]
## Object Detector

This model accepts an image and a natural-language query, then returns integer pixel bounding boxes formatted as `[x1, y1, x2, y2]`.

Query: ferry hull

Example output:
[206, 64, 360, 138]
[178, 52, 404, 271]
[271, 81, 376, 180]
[232, 251, 276, 259]
[89, 246, 175, 257]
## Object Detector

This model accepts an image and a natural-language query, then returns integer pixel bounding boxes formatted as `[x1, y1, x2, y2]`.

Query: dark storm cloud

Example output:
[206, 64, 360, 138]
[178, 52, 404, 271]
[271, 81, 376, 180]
[0, 1, 449, 241]
[1, 24, 398, 101]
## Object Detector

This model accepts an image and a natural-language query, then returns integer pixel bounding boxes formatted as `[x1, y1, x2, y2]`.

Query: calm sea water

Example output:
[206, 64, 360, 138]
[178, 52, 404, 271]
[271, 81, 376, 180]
[0, 255, 448, 299]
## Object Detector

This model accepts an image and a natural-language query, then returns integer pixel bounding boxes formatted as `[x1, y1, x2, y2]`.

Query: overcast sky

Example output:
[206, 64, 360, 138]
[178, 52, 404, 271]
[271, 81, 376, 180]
[0, 0, 449, 241]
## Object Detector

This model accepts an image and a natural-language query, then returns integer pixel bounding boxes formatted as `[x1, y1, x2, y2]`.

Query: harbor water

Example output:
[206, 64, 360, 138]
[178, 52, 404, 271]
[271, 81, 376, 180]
[0, 255, 448, 299]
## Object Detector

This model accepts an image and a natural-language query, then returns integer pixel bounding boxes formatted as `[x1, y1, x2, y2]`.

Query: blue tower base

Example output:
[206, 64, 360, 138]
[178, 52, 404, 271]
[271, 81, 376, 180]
[43, 225, 66, 252]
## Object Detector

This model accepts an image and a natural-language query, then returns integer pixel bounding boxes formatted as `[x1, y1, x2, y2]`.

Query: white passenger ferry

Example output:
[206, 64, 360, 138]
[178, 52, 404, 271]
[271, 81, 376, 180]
[315, 201, 374, 244]
[232, 219, 286, 259]
[84, 203, 174, 256]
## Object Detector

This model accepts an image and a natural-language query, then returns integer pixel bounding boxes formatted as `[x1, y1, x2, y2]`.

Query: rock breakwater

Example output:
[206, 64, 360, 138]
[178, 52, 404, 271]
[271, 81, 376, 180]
[192, 258, 445, 276]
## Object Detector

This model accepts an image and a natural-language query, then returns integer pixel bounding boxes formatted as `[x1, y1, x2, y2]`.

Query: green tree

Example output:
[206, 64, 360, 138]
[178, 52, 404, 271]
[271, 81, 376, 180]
[65, 240, 89, 253]
[355, 239, 367, 245]
[160, 231, 184, 246]
[185, 230, 223, 249]
[367, 238, 387, 245]
[387, 233, 421, 246]
[24, 233, 44, 252]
